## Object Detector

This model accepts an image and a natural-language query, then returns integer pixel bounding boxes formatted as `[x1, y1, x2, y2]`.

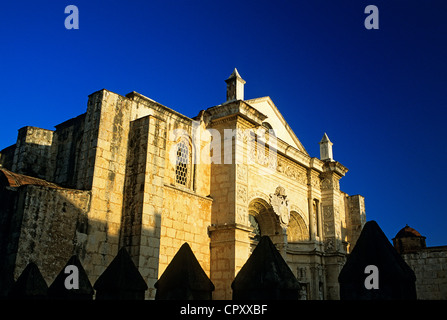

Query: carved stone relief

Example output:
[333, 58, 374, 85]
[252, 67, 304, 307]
[323, 206, 335, 237]
[274, 158, 307, 185]
[236, 205, 249, 225]
[321, 176, 340, 190]
[310, 175, 321, 188]
[236, 185, 247, 203]
[269, 186, 290, 228]
[236, 164, 247, 181]
[324, 238, 335, 252]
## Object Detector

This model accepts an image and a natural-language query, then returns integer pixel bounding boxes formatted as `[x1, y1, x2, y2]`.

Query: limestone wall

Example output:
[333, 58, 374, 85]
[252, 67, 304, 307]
[402, 248, 447, 299]
[82, 90, 132, 282]
[0, 145, 16, 169]
[344, 194, 366, 252]
[11, 126, 54, 180]
[52, 113, 86, 188]
[159, 186, 212, 276]
[13, 185, 91, 285]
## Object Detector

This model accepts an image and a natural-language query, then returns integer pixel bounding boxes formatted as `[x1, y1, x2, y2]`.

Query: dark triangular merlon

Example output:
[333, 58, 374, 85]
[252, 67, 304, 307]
[338, 220, 417, 300]
[154, 242, 214, 300]
[48, 255, 94, 299]
[8, 262, 48, 299]
[93, 247, 147, 300]
[231, 236, 300, 300]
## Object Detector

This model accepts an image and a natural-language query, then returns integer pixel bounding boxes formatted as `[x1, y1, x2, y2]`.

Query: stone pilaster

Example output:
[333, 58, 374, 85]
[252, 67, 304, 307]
[208, 108, 256, 300]
[320, 160, 348, 300]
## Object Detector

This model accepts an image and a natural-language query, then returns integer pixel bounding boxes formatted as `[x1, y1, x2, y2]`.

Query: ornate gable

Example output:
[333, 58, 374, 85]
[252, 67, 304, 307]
[245, 96, 308, 155]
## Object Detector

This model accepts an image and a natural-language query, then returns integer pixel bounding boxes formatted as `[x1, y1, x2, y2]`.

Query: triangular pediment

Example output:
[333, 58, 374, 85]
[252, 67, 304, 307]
[245, 96, 308, 155]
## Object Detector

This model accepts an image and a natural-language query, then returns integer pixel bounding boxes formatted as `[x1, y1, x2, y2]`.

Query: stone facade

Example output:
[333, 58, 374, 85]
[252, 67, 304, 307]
[0, 69, 366, 299]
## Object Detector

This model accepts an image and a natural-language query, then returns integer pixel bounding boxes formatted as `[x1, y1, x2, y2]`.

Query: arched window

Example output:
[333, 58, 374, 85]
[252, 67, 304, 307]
[262, 122, 276, 136]
[175, 139, 190, 186]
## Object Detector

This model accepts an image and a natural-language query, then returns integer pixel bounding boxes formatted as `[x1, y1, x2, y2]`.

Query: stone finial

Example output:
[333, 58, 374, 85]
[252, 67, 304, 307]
[225, 68, 246, 102]
[319, 133, 333, 161]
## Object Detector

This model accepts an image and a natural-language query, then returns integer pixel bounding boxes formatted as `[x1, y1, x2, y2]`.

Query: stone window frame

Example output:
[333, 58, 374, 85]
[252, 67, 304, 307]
[173, 135, 195, 191]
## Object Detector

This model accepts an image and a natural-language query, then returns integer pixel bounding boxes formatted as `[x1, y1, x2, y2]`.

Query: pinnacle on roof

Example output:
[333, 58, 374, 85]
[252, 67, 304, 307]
[319, 132, 334, 161]
[226, 68, 244, 81]
[225, 68, 246, 101]
[319, 132, 332, 144]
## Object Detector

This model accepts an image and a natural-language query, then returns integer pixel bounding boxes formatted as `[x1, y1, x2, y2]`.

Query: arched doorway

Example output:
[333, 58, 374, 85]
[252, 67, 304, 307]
[248, 198, 285, 252]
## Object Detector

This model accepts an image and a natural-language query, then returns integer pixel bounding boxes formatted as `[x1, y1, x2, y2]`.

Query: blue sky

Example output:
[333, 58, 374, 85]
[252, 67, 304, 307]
[1, 0, 446, 246]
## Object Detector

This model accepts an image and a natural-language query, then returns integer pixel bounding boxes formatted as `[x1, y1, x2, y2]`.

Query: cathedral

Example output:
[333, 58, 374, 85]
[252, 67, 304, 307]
[0, 69, 366, 299]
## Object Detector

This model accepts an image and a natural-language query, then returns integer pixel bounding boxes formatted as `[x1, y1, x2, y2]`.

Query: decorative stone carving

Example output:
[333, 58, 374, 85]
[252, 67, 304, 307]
[310, 175, 320, 188]
[323, 206, 333, 218]
[277, 160, 285, 173]
[236, 185, 247, 203]
[236, 205, 249, 225]
[324, 238, 335, 252]
[321, 176, 340, 190]
[274, 158, 306, 185]
[268, 154, 277, 171]
[236, 164, 247, 181]
[321, 178, 332, 190]
[323, 206, 335, 237]
[269, 186, 290, 228]
[324, 221, 331, 235]
[257, 148, 268, 166]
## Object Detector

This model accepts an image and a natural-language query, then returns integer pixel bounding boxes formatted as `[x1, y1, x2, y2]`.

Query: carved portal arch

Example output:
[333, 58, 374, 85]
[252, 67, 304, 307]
[248, 190, 270, 206]
[287, 211, 309, 242]
[248, 198, 284, 250]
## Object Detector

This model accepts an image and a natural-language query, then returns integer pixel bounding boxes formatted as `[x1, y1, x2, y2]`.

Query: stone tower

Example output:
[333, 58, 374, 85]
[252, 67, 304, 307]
[392, 225, 427, 254]
[225, 68, 246, 102]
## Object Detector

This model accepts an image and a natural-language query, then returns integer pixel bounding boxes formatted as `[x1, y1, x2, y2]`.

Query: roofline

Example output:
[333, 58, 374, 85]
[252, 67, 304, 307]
[245, 96, 309, 155]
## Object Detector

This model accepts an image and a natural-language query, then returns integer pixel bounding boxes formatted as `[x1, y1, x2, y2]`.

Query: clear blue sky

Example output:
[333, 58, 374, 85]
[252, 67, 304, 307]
[1, 1, 446, 246]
